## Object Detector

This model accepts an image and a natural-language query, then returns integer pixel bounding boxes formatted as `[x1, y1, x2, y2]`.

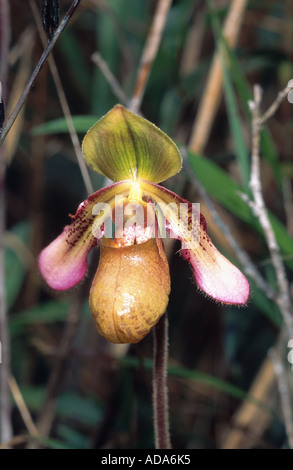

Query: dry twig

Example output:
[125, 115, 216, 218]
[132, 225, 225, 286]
[189, 0, 248, 154]
[30, 0, 93, 195]
[221, 358, 275, 449]
[246, 84, 293, 338]
[0, 0, 12, 445]
[235, 83, 293, 448]
[8, 375, 39, 438]
[283, 177, 293, 237]
[91, 51, 129, 106]
[217, 80, 293, 450]
[269, 339, 293, 448]
[0, 433, 30, 449]
[180, 1, 206, 76]
[129, 0, 173, 113]
[0, 166, 11, 445]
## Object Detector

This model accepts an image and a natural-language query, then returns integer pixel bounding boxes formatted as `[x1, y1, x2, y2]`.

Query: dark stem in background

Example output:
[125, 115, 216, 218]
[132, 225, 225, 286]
[153, 313, 171, 449]
[0, 0, 10, 102]
[0, 0, 82, 147]
[42, 0, 60, 40]
[128, 0, 172, 114]
[30, 0, 93, 195]
[0, 0, 12, 444]
[0, 160, 12, 444]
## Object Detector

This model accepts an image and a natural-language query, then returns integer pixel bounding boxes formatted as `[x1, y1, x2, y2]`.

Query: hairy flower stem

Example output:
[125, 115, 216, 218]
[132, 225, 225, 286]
[153, 312, 171, 449]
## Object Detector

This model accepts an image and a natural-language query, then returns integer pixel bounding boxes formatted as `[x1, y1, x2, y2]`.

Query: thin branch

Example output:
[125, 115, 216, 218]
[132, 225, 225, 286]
[218, 82, 293, 451]
[0, 0, 12, 445]
[153, 313, 171, 449]
[0, 0, 10, 101]
[258, 84, 293, 126]
[221, 357, 275, 449]
[0, 161, 12, 445]
[248, 85, 293, 339]
[283, 177, 293, 238]
[0, 434, 29, 449]
[30, 0, 94, 195]
[8, 374, 39, 438]
[0, 84, 4, 133]
[128, 0, 173, 113]
[246, 83, 293, 448]
[269, 339, 293, 448]
[91, 52, 129, 106]
[189, 0, 248, 154]
[0, 0, 82, 147]
[179, 1, 206, 76]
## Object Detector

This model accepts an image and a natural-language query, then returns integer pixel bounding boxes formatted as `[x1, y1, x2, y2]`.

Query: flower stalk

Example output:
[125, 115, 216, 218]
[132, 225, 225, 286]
[153, 313, 171, 449]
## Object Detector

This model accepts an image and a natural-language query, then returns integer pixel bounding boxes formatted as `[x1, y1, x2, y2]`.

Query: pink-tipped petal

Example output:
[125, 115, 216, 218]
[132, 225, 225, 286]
[181, 236, 250, 305]
[38, 181, 131, 291]
[38, 231, 95, 290]
[139, 181, 250, 305]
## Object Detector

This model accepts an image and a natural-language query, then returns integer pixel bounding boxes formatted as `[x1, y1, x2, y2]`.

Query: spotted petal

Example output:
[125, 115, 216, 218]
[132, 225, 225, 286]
[38, 181, 131, 290]
[82, 105, 182, 183]
[140, 181, 250, 305]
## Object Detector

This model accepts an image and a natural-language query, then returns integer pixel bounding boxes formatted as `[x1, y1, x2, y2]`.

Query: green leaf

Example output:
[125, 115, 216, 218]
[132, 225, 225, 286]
[221, 60, 250, 187]
[31, 115, 99, 135]
[58, 30, 91, 103]
[56, 424, 90, 449]
[159, 89, 182, 136]
[56, 392, 102, 426]
[17, 386, 45, 412]
[82, 104, 182, 183]
[5, 222, 30, 309]
[249, 279, 281, 327]
[9, 300, 70, 336]
[91, 0, 125, 114]
[121, 356, 274, 416]
[18, 386, 102, 430]
[34, 435, 78, 449]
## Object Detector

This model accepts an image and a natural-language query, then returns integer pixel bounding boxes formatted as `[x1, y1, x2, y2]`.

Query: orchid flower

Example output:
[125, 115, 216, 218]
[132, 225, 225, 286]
[38, 105, 250, 344]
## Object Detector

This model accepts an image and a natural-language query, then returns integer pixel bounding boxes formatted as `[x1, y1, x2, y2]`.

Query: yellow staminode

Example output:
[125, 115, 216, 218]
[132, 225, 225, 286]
[128, 180, 143, 201]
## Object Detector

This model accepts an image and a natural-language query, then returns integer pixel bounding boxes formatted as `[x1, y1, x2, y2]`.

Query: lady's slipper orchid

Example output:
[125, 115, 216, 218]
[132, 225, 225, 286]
[38, 105, 250, 344]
